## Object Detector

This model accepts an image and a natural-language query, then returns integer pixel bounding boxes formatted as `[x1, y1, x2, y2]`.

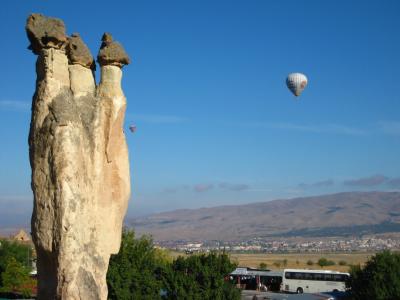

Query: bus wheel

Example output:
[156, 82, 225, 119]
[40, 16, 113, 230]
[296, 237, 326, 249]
[296, 287, 303, 294]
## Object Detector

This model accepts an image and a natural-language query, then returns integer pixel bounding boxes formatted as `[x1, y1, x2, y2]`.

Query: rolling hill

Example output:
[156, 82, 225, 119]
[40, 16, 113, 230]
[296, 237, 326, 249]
[130, 191, 400, 241]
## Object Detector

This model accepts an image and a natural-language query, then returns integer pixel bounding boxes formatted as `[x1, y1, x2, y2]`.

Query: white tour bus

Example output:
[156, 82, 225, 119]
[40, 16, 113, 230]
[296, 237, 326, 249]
[281, 269, 350, 294]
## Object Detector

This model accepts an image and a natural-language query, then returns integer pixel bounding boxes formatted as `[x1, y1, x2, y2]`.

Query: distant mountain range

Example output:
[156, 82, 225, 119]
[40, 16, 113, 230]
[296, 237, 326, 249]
[130, 192, 400, 241]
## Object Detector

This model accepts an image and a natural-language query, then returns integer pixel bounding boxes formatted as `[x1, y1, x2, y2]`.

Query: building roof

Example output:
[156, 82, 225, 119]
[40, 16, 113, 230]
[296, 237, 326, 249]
[13, 229, 31, 242]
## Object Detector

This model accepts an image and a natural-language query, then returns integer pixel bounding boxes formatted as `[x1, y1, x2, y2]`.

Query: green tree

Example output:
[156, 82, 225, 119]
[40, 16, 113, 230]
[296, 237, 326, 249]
[162, 251, 240, 300]
[107, 229, 240, 300]
[348, 250, 400, 300]
[258, 262, 267, 270]
[317, 257, 335, 268]
[107, 230, 164, 300]
[307, 260, 314, 266]
[0, 239, 32, 287]
[0, 257, 32, 297]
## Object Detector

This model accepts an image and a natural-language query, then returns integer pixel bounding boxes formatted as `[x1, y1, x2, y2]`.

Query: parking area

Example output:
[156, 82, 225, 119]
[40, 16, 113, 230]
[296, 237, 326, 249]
[241, 290, 347, 300]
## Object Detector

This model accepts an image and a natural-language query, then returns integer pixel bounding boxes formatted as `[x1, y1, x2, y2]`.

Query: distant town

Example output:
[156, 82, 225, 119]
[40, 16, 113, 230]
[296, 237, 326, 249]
[2, 228, 400, 254]
[155, 235, 400, 253]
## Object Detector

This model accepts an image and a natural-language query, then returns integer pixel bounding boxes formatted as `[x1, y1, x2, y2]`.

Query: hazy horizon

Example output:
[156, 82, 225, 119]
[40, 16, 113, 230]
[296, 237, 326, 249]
[0, 190, 398, 234]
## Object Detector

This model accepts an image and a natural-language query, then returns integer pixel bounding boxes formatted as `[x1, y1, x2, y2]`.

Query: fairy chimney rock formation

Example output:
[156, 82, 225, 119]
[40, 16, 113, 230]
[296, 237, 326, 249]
[97, 33, 130, 67]
[26, 13, 131, 300]
[67, 33, 96, 70]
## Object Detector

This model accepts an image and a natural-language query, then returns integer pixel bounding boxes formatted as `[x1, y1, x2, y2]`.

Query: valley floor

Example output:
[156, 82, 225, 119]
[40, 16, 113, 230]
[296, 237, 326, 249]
[230, 252, 374, 272]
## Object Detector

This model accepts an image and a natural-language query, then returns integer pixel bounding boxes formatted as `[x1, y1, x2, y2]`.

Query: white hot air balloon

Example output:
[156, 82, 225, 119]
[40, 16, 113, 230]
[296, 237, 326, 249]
[286, 73, 308, 97]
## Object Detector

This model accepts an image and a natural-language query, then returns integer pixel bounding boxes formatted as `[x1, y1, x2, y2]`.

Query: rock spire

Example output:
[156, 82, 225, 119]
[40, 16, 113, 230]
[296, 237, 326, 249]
[26, 13, 131, 299]
[97, 32, 131, 67]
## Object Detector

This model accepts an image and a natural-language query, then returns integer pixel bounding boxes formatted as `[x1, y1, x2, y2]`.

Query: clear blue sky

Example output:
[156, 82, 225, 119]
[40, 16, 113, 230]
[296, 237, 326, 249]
[0, 0, 399, 219]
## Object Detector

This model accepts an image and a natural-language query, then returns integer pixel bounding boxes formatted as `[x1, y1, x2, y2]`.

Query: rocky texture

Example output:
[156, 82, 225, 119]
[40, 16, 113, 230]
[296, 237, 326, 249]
[67, 33, 96, 70]
[27, 14, 131, 300]
[97, 33, 130, 67]
[26, 14, 67, 55]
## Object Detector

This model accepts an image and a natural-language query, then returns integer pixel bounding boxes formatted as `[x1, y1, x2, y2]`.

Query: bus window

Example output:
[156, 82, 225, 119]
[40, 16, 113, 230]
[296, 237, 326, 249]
[294, 273, 303, 280]
[313, 273, 323, 281]
[285, 272, 293, 279]
[333, 274, 343, 281]
[303, 273, 313, 280]
[323, 274, 333, 281]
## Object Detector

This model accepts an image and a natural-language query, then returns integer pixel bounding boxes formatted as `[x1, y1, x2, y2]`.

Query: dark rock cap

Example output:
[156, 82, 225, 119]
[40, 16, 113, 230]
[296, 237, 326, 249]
[97, 33, 130, 68]
[67, 33, 95, 70]
[26, 13, 67, 55]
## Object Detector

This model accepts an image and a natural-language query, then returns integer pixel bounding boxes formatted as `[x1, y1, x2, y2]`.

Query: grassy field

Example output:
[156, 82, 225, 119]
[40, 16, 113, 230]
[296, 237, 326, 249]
[229, 252, 375, 272]
[168, 250, 375, 272]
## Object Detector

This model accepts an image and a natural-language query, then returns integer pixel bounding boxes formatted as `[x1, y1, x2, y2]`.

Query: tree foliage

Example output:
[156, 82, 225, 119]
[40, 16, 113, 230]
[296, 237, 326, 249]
[258, 262, 267, 270]
[0, 257, 32, 297]
[317, 257, 335, 267]
[348, 250, 400, 300]
[107, 229, 240, 300]
[161, 251, 240, 300]
[0, 239, 32, 287]
[107, 230, 164, 299]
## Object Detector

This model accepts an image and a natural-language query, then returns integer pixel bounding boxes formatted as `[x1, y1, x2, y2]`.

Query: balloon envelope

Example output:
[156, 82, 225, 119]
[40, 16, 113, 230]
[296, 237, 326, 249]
[129, 125, 136, 133]
[286, 73, 308, 97]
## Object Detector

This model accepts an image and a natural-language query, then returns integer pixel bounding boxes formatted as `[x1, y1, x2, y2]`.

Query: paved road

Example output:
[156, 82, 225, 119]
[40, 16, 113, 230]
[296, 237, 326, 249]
[241, 290, 346, 300]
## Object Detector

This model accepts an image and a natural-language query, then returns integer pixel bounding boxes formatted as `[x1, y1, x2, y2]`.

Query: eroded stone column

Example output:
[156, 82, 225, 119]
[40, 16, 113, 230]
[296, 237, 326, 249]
[26, 14, 131, 299]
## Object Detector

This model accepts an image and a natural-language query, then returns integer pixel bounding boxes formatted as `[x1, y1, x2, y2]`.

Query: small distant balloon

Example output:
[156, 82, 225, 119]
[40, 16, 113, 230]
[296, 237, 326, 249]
[129, 124, 136, 133]
[286, 73, 308, 97]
